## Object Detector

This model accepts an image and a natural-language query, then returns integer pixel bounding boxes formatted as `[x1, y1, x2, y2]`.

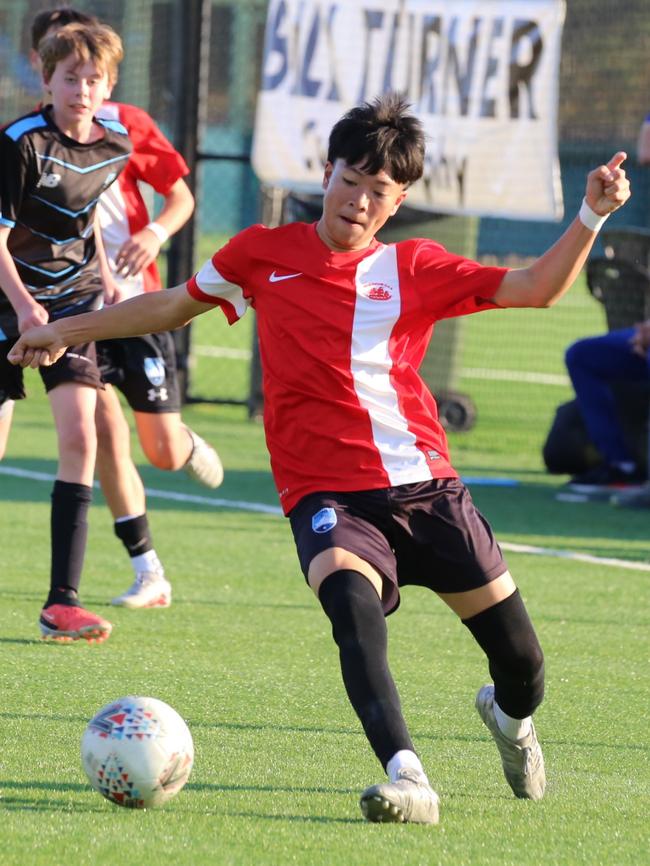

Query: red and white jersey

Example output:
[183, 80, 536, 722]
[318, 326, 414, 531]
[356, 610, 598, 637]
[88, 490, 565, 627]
[187, 222, 508, 514]
[96, 102, 189, 298]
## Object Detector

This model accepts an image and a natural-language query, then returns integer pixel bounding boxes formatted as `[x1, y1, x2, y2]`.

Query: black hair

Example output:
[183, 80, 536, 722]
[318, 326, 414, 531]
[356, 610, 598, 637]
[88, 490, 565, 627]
[327, 93, 426, 186]
[31, 6, 98, 50]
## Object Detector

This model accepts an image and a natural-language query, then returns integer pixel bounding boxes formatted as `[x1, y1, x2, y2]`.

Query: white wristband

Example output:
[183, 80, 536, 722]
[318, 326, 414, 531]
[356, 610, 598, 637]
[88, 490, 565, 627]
[145, 221, 169, 244]
[578, 198, 609, 232]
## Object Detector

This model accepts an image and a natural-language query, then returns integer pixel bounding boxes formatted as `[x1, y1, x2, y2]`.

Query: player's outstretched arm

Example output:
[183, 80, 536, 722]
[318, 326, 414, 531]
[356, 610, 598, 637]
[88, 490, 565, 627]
[492, 152, 630, 309]
[8, 283, 212, 368]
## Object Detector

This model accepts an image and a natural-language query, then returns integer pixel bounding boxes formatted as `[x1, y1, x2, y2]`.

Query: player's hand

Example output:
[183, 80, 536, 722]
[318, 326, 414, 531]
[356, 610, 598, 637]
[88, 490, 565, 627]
[585, 152, 630, 215]
[16, 299, 49, 334]
[7, 324, 66, 368]
[103, 275, 128, 306]
[115, 229, 161, 277]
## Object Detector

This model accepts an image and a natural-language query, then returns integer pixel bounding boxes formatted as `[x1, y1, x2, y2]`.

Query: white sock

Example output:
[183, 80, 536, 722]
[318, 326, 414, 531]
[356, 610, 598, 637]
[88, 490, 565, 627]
[386, 750, 427, 783]
[494, 700, 532, 741]
[131, 550, 164, 577]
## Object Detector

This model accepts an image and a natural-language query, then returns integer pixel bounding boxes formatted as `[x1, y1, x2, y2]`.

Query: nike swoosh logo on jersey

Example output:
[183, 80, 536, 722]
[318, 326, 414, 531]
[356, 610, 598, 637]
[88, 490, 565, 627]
[269, 270, 302, 282]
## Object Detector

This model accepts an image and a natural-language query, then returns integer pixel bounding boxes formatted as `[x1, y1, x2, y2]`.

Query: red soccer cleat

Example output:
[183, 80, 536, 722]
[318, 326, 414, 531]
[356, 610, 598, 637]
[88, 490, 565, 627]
[39, 604, 113, 643]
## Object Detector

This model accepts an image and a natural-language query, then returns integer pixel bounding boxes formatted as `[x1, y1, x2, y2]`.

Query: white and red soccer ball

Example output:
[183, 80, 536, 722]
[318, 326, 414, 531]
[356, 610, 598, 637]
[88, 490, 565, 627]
[81, 695, 194, 808]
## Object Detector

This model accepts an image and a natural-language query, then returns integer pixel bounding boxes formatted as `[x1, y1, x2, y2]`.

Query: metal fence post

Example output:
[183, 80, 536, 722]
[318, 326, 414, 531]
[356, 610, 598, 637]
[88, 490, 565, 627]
[167, 0, 212, 403]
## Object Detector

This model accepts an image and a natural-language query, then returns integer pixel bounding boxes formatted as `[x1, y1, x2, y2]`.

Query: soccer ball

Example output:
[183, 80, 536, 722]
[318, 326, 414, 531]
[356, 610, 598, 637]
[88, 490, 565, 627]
[81, 695, 194, 809]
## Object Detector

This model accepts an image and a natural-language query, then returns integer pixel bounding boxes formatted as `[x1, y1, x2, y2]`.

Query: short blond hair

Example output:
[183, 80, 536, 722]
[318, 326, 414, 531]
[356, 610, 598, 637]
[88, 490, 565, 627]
[39, 22, 123, 86]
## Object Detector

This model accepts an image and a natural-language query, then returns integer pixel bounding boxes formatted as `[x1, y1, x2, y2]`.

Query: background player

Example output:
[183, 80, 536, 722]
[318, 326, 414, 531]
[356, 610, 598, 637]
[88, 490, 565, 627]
[8, 95, 631, 819]
[26, 6, 225, 610]
[0, 22, 130, 641]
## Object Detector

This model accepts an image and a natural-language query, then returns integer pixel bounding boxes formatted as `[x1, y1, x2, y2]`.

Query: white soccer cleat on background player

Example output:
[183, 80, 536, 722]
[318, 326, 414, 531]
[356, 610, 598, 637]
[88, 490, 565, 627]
[111, 571, 172, 609]
[184, 427, 224, 488]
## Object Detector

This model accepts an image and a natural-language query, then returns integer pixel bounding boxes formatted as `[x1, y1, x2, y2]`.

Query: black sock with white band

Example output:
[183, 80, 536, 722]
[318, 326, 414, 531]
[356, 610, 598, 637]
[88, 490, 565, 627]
[114, 514, 163, 576]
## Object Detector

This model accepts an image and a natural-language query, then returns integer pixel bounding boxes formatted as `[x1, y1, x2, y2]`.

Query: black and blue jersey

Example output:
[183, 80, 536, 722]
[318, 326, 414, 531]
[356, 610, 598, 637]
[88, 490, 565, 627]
[0, 105, 131, 339]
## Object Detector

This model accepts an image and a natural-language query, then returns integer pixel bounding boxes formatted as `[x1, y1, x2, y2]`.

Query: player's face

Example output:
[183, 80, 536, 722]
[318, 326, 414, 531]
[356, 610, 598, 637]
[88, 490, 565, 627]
[317, 159, 407, 252]
[44, 56, 112, 138]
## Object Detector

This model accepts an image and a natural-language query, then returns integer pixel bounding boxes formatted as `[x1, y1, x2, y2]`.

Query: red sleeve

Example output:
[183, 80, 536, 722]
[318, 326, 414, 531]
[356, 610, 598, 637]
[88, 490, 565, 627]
[211, 224, 269, 289]
[405, 238, 509, 320]
[113, 103, 189, 195]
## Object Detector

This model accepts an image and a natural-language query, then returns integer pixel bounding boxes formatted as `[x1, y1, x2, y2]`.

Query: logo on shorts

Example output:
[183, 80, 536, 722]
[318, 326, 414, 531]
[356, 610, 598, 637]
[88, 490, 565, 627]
[144, 357, 166, 387]
[312, 507, 337, 534]
[147, 387, 169, 403]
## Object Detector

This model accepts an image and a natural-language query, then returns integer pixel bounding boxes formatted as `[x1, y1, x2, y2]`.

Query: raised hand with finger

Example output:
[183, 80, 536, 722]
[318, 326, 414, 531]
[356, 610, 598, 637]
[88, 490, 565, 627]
[585, 151, 631, 216]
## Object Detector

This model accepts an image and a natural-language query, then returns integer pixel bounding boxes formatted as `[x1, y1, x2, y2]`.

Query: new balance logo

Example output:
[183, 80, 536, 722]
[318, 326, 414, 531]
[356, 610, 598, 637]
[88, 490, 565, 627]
[36, 171, 62, 189]
[269, 270, 302, 282]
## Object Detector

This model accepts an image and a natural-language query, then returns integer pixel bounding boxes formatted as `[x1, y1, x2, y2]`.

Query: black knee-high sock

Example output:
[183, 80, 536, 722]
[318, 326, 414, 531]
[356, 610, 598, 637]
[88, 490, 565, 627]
[114, 514, 153, 557]
[318, 569, 414, 769]
[463, 590, 545, 719]
[47, 480, 93, 607]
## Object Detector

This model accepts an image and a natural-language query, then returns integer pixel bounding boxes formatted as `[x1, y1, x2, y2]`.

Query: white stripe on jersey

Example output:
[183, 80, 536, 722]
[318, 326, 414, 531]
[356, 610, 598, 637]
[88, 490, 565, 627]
[194, 259, 251, 320]
[97, 181, 145, 299]
[352, 245, 431, 486]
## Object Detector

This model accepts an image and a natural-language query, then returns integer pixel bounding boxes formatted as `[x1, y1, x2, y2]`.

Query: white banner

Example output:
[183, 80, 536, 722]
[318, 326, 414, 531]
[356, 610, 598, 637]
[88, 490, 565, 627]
[252, 0, 566, 220]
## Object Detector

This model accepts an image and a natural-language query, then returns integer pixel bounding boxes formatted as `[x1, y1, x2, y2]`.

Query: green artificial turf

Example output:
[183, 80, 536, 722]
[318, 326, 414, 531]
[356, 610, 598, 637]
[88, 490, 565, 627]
[1, 299, 648, 864]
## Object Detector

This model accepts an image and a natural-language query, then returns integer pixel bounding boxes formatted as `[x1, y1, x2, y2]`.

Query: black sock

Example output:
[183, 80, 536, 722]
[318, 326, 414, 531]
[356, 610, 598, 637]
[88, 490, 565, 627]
[47, 480, 93, 608]
[462, 590, 545, 718]
[114, 514, 153, 557]
[318, 569, 414, 769]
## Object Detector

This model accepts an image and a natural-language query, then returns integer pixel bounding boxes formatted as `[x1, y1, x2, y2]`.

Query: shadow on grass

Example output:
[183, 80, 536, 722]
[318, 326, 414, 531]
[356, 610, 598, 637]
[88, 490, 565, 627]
[0, 590, 314, 613]
[2, 583, 647, 634]
[0, 780, 108, 814]
[219, 810, 360, 825]
[187, 781, 355, 796]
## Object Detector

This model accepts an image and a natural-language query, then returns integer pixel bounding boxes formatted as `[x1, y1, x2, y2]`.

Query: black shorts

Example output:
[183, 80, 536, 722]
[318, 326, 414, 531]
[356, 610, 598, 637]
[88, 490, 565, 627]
[289, 479, 507, 615]
[96, 332, 181, 413]
[0, 338, 102, 405]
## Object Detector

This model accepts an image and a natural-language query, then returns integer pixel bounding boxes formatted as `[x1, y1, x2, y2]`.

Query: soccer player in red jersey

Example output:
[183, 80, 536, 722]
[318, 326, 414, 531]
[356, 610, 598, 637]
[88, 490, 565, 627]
[9, 94, 631, 820]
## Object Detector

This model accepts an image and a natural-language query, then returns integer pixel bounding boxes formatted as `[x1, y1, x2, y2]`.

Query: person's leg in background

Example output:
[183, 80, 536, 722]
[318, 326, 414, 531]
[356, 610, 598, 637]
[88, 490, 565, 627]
[40, 381, 112, 642]
[564, 328, 648, 492]
[94, 385, 171, 609]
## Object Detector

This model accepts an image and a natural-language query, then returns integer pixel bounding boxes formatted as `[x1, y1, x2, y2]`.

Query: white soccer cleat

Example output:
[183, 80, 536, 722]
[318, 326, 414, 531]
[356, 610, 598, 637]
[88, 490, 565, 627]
[111, 572, 172, 609]
[360, 767, 440, 824]
[475, 684, 546, 801]
[184, 427, 224, 489]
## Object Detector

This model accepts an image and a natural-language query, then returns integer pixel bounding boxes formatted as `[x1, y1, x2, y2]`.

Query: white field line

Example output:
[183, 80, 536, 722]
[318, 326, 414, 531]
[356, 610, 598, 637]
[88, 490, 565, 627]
[461, 367, 570, 386]
[194, 345, 252, 360]
[2, 465, 648, 572]
[193, 345, 569, 387]
[500, 541, 650, 572]
[0, 465, 281, 515]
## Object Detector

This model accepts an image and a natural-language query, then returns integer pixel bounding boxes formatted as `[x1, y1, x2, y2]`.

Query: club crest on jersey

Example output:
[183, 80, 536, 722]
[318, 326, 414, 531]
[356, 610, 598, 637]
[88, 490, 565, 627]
[312, 507, 337, 534]
[361, 282, 392, 301]
[144, 357, 165, 387]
